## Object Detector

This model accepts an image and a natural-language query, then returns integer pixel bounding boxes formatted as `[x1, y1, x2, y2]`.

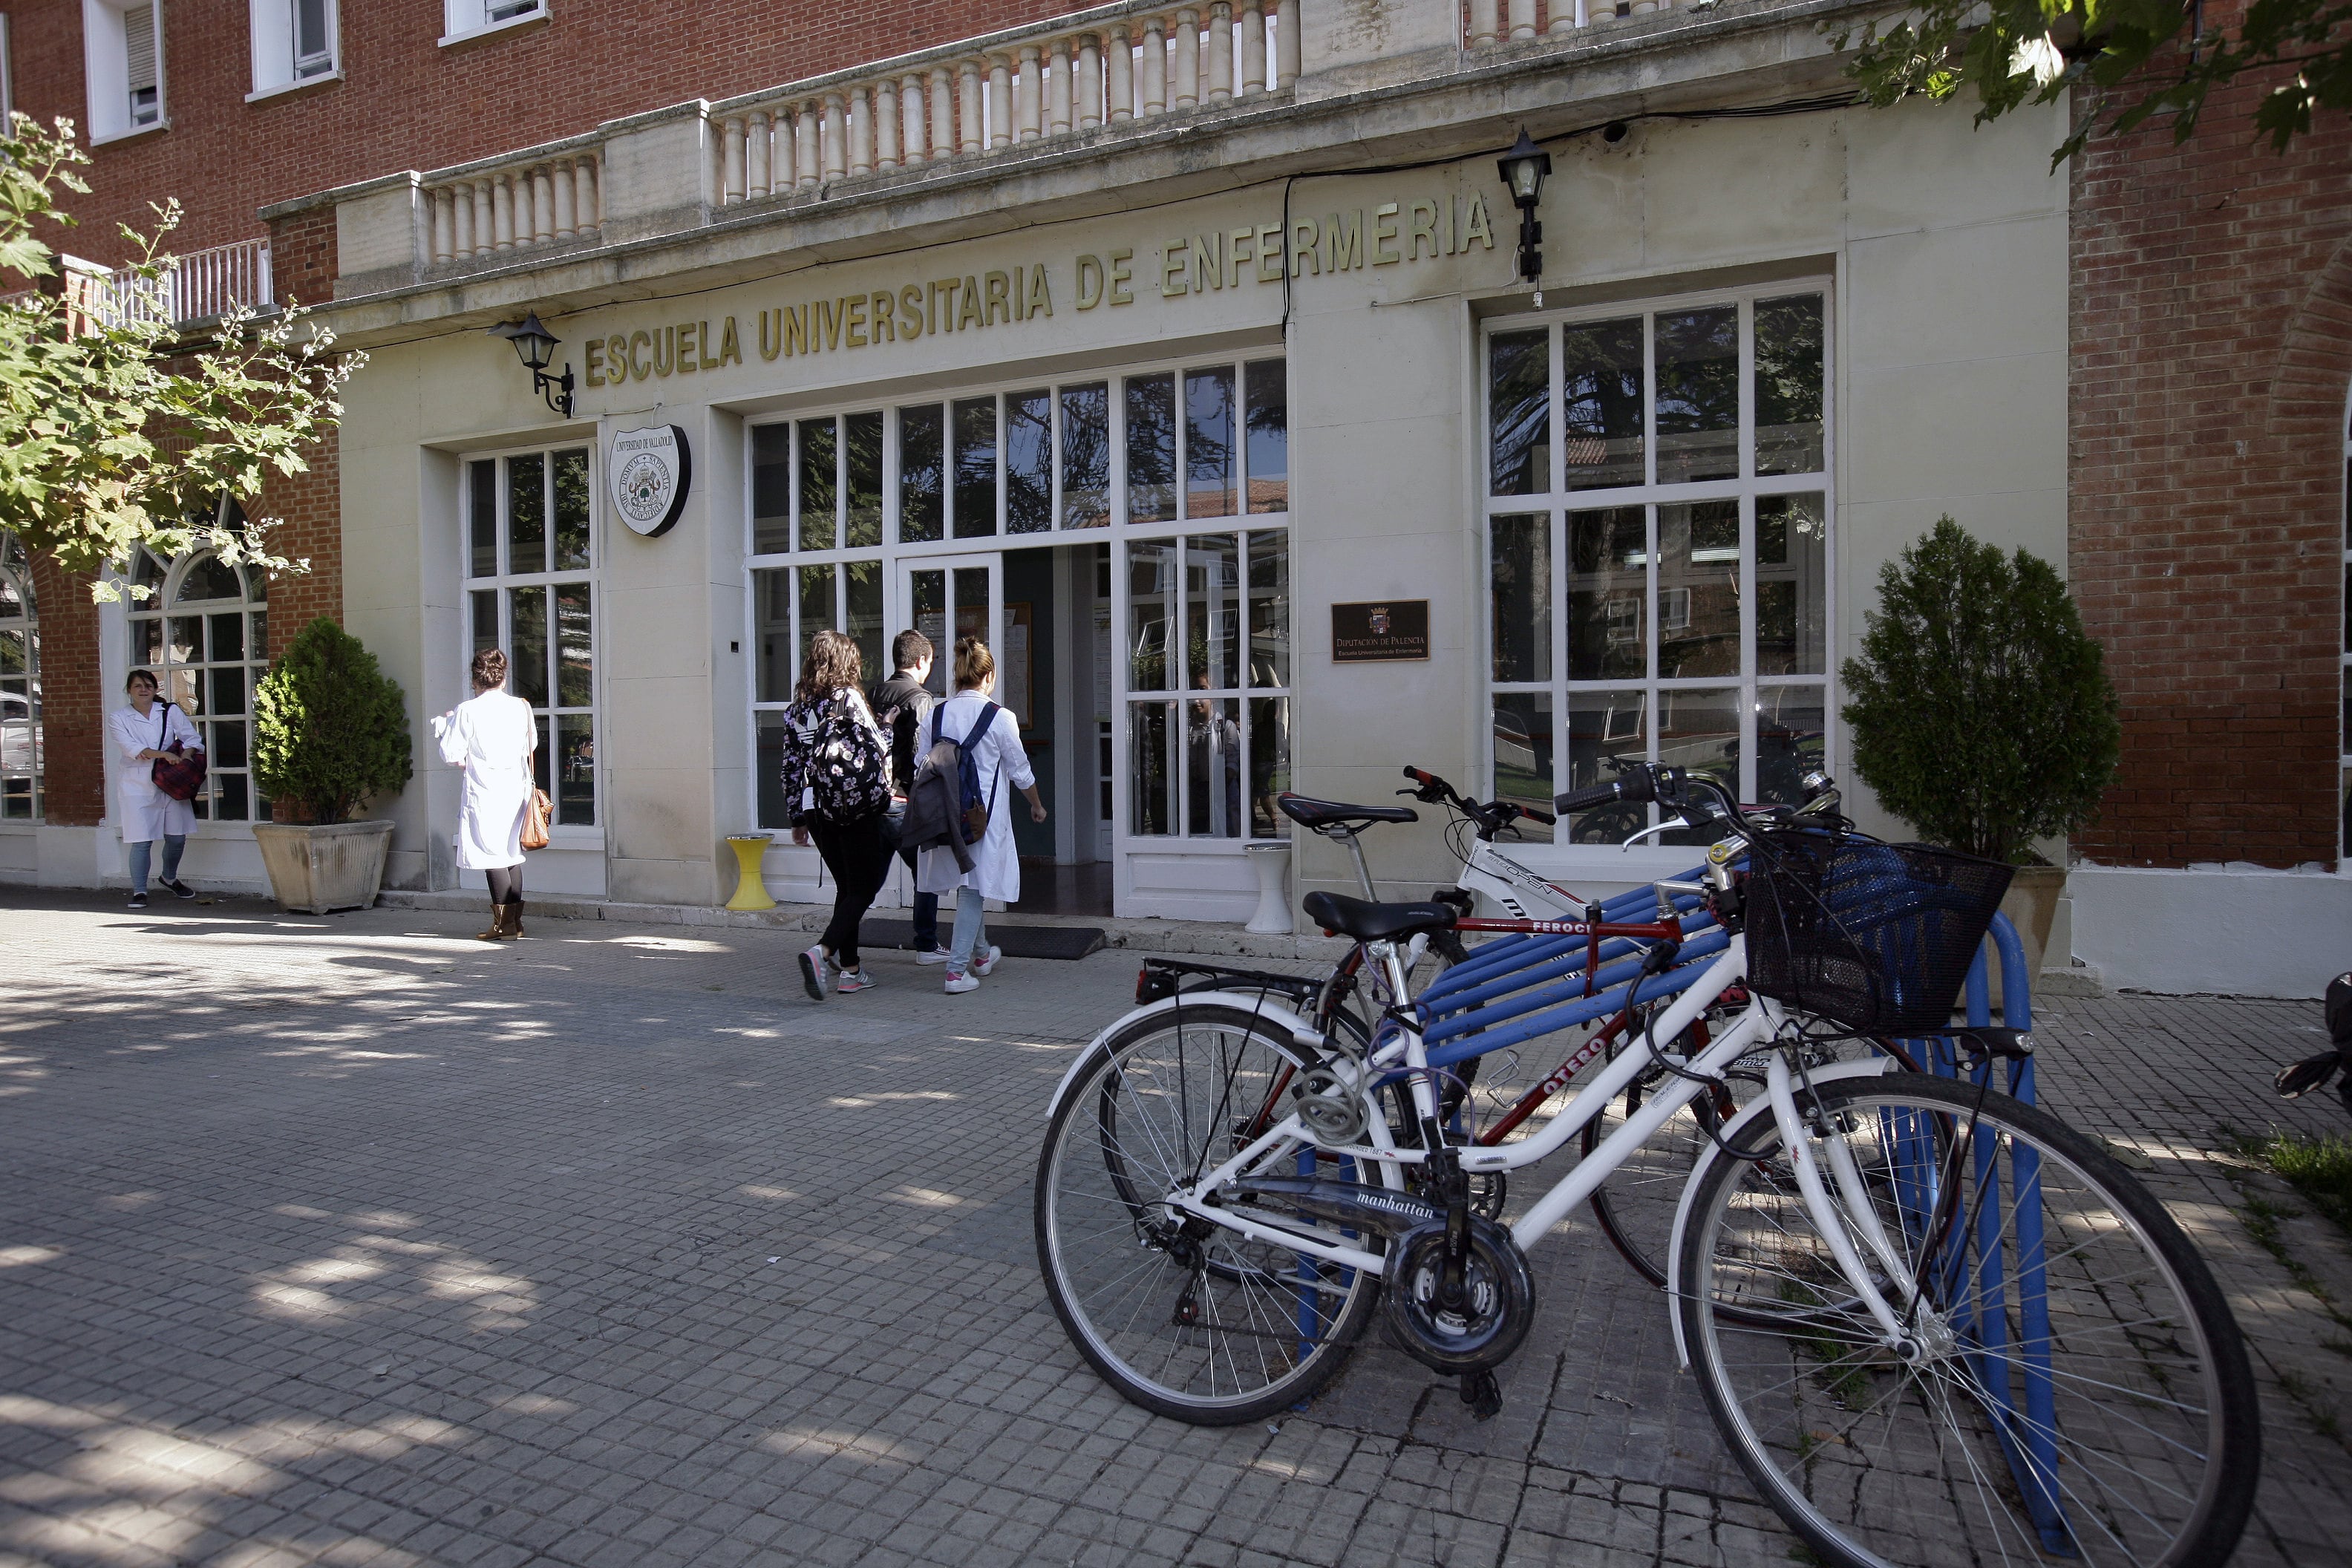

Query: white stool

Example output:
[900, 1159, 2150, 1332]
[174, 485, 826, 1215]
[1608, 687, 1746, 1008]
[1244, 842, 1294, 935]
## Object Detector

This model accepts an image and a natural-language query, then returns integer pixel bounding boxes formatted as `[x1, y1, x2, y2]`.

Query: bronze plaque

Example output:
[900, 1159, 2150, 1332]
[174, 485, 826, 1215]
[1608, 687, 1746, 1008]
[1331, 600, 1431, 663]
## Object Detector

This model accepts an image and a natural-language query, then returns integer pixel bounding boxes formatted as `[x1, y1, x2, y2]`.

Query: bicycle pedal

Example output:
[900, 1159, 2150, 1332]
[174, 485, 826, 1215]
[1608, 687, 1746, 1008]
[1459, 1369, 1503, 1421]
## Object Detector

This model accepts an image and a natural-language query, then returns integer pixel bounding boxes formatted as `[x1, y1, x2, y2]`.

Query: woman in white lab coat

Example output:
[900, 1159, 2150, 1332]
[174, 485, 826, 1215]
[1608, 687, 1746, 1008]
[431, 646, 538, 941]
[915, 636, 1045, 993]
[109, 667, 203, 907]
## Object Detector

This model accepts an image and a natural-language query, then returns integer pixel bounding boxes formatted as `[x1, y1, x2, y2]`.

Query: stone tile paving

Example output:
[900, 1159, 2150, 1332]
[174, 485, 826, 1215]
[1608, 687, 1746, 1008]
[1, 887, 2346, 1567]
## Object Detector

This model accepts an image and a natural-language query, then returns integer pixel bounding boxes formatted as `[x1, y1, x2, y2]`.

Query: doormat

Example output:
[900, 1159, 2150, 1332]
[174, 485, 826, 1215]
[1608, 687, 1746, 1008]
[858, 918, 1106, 961]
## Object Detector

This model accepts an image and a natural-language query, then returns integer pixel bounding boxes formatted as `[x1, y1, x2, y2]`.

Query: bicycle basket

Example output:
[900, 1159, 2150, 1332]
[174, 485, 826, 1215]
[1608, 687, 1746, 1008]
[1742, 829, 2013, 1034]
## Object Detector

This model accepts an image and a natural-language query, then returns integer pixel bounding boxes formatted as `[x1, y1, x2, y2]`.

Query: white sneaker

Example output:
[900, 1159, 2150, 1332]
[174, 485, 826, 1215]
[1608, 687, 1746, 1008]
[914, 946, 952, 966]
[942, 968, 980, 995]
[798, 945, 829, 1000]
[970, 944, 1002, 977]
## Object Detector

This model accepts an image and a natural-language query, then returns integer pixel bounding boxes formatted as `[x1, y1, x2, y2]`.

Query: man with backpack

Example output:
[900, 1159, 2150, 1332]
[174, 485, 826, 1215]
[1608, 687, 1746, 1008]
[872, 630, 944, 963]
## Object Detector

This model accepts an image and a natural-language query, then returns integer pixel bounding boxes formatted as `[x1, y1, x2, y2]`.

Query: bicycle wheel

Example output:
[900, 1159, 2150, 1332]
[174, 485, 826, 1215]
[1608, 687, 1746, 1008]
[1678, 1072, 2260, 1568]
[1033, 1002, 1384, 1425]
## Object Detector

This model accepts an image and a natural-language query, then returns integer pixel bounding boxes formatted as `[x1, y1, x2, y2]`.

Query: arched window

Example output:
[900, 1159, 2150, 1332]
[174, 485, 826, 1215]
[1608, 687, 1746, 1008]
[126, 532, 270, 822]
[0, 532, 39, 820]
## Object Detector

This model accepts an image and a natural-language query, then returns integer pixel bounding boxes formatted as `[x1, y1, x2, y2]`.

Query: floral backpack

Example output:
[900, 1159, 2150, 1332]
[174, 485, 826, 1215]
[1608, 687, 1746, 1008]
[780, 688, 892, 825]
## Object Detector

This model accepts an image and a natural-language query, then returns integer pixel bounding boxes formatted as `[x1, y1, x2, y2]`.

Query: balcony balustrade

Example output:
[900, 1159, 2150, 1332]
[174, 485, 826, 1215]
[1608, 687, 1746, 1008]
[1461, 0, 1676, 45]
[425, 146, 604, 267]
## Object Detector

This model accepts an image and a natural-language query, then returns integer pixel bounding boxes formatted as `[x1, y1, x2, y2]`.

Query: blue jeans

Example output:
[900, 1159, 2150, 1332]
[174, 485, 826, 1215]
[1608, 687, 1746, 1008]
[947, 886, 988, 973]
[128, 835, 185, 892]
[885, 802, 939, 950]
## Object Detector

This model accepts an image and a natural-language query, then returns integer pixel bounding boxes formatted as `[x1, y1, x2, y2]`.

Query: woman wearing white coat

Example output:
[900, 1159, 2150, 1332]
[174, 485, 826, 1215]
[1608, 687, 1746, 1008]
[915, 637, 1045, 993]
[109, 668, 203, 907]
[431, 646, 538, 941]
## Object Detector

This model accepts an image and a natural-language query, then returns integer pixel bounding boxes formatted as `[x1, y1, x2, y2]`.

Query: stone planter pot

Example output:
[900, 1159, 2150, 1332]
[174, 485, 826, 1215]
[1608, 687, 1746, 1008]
[252, 820, 396, 915]
[1989, 863, 2067, 1007]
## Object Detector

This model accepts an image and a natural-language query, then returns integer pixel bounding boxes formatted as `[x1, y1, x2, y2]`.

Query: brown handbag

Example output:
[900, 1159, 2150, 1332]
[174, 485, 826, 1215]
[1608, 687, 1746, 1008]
[520, 788, 552, 851]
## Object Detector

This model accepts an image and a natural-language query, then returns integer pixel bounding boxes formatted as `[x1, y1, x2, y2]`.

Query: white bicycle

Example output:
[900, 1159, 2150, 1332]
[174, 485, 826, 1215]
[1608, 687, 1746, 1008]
[1034, 762, 2259, 1568]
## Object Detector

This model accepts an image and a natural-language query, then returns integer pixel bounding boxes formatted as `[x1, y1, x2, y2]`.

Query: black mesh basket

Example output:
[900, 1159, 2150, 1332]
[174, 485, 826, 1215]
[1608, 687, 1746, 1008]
[1742, 829, 2015, 1035]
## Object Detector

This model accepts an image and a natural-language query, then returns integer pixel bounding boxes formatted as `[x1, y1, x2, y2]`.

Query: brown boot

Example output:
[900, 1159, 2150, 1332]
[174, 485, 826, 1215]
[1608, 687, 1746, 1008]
[506, 900, 526, 938]
[477, 904, 508, 941]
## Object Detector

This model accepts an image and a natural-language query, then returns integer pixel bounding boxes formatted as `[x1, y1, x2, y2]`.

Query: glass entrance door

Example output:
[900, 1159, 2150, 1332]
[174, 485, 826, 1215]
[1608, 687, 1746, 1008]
[901, 555, 1001, 701]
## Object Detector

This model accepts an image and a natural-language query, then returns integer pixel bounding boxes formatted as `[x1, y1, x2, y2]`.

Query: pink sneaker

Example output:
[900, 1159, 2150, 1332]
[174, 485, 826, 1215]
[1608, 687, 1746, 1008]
[943, 968, 979, 995]
[834, 967, 877, 993]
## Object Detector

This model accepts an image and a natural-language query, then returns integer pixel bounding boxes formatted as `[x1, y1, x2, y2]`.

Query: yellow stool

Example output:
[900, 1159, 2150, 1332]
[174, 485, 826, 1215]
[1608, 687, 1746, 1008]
[724, 834, 776, 911]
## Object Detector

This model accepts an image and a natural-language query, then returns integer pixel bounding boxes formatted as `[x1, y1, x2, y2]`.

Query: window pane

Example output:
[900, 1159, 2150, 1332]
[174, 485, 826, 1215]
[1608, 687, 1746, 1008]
[953, 397, 998, 539]
[131, 618, 161, 666]
[209, 666, 246, 717]
[169, 617, 200, 664]
[250, 611, 267, 660]
[1489, 513, 1551, 684]
[215, 773, 249, 823]
[1754, 295, 1825, 477]
[471, 590, 498, 656]
[555, 583, 592, 708]
[1128, 540, 1173, 690]
[909, 569, 947, 697]
[845, 560, 884, 683]
[1756, 493, 1826, 676]
[1126, 373, 1177, 523]
[1248, 696, 1288, 837]
[1492, 691, 1554, 844]
[208, 612, 244, 663]
[1058, 384, 1110, 529]
[509, 586, 548, 707]
[507, 454, 547, 574]
[1564, 692, 1648, 844]
[1129, 699, 1173, 834]
[1489, 328, 1549, 496]
[1244, 359, 1287, 514]
[211, 719, 248, 770]
[1654, 308, 1739, 484]
[468, 459, 499, 577]
[797, 418, 837, 551]
[1566, 507, 1645, 681]
[898, 405, 945, 543]
[754, 569, 792, 703]
[797, 564, 836, 684]
[843, 411, 883, 548]
[1755, 688, 1826, 808]
[0, 630, 22, 676]
[175, 555, 244, 604]
[1184, 366, 1236, 520]
[557, 714, 596, 826]
[1006, 391, 1052, 535]
[552, 448, 592, 570]
[1656, 500, 1741, 679]
[1657, 688, 1739, 844]
[752, 425, 793, 554]
[1247, 531, 1289, 688]
[953, 567, 989, 648]
[1186, 695, 1241, 837]
[1561, 318, 1644, 491]
[1186, 535, 1240, 690]
[533, 714, 551, 800]
[757, 710, 791, 829]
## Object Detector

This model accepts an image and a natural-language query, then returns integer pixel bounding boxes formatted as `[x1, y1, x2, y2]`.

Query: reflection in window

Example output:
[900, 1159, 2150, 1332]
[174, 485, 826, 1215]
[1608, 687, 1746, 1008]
[1566, 507, 1645, 681]
[1489, 328, 1549, 496]
[126, 535, 268, 823]
[1245, 359, 1287, 514]
[1754, 295, 1825, 477]
[953, 396, 997, 538]
[1563, 691, 1647, 843]
[0, 532, 41, 820]
[1059, 384, 1111, 529]
[1126, 532, 1289, 839]
[1656, 500, 1741, 679]
[844, 411, 884, 548]
[898, 405, 944, 543]
[1757, 493, 1826, 675]
[1491, 691, 1553, 843]
[1656, 687, 1740, 844]
[1560, 318, 1644, 491]
[1126, 373, 1176, 523]
[464, 447, 598, 828]
[1007, 391, 1052, 534]
[797, 417, 837, 551]
[1654, 308, 1739, 484]
[751, 425, 793, 555]
[1184, 366, 1235, 519]
[1490, 513, 1549, 683]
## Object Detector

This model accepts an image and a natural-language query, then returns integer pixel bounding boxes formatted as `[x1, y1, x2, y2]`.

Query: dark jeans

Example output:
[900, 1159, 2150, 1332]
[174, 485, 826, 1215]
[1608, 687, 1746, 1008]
[807, 811, 894, 970]
[485, 864, 523, 905]
[883, 802, 940, 950]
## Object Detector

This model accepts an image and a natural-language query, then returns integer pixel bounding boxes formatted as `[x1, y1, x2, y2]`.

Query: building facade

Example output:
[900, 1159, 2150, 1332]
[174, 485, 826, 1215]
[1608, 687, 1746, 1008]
[2, 0, 2346, 996]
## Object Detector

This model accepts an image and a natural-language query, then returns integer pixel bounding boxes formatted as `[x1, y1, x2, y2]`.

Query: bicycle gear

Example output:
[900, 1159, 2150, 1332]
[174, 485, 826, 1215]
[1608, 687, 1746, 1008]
[1381, 1215, 1534, 1373]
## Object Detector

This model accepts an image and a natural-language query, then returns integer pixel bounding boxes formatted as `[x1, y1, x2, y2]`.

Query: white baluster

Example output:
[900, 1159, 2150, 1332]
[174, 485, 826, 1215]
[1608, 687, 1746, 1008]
[958, 60, 983, 152]
[552, 163, 577, 237]
[723, 117, 747, 203]
[796, 102, 821, 189]
[822, 91, 848, 181]
[1469, 0, 1499, 45]
[1275, 0, 1299, 89]
[1173, 10, 1199, 108]
[1549, 0, 1580, 34]
[748, 110, 773, 195]
[1107, 24, 1134, 121]
[1013, 46, 1039, 143]
[432, 189, 455, 263]
[929, 67, 955, 156]
[1048, 38, 1073, 135]
[875, 83, 900, 171]
[491, 176, 514, 252]
[1207, 4, 1233, 102]
[585, 158, 604, 229]
[901, 75, 927, 165]
[1141, 17, 1167, 114]
[1508, 0, 1537, 39]
[532, 166, 555, 241]
[849, 86, 874, 176]
[1077, 33, 1102, 128]
[986, 53, 1011, 148]
[1240, 1, 1264, 92]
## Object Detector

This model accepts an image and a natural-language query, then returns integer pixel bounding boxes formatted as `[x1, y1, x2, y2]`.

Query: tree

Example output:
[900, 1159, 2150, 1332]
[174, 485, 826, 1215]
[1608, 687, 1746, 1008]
[1840, 517, 2121, 864]
[1838, 0, 2352, 161]
[252, 617, 413, 825]
[0, 114, 360, 596]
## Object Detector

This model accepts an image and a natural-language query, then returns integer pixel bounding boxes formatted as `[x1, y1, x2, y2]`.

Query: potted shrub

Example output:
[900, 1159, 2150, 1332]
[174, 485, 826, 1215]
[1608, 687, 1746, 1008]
[250, 616, 414, 914]
[1840, 517, 2121, 979]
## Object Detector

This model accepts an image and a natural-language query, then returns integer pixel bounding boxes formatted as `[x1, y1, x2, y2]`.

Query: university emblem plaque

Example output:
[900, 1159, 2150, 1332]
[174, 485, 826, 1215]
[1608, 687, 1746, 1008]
[608, 423, 693, 538]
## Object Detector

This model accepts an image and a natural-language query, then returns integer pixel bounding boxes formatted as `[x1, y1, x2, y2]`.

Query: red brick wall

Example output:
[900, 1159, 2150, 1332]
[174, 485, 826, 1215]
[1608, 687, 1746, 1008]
[2069, 83, 2352, 868]
[258, 426, 343, 641]
[27, 553, 105, 826]
[9, 1, 1091, 264]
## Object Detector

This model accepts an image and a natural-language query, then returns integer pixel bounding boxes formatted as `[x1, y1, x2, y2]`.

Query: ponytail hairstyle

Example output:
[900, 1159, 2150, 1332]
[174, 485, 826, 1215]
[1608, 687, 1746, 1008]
[953, 636, 995, 692]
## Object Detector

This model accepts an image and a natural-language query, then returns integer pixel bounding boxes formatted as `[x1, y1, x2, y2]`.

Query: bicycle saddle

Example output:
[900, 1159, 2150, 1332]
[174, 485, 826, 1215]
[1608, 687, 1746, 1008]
[1277, 792, 1418, 830]
[1302, 891, 1457, 943]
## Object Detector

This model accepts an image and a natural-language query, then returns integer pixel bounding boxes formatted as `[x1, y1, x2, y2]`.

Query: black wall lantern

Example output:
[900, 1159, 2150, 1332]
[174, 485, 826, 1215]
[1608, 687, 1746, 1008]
[492, 311, 575, 419]
[1495, 128, 1552, 307]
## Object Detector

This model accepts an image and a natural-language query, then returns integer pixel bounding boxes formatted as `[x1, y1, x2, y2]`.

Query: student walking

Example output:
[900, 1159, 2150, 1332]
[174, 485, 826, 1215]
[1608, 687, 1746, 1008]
[869, 630, 944, 964]
[110, 669, 203, 907]
[432, 647, 538, 941]
[779, 630, 895, 999]
[914, 637, 1045, 995]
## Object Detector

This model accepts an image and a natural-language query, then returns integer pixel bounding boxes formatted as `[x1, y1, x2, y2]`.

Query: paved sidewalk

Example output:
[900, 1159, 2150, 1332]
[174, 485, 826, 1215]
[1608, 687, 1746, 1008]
[1, 888, 2346, 1567]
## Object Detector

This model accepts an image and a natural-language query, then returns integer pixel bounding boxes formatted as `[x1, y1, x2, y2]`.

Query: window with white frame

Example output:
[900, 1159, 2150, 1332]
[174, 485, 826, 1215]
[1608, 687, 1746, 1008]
[1, 15, 16, 130]
[745, 356, 1290, 837]
[443, 0, 543, 43]
[82, 0, 163, 141]
[466, 446, 598, 829]
[126, 520, 269, 822]
[1485, 286, 1830, 848]
[249, 0, 336, 95]
[1, 531, 39, 821]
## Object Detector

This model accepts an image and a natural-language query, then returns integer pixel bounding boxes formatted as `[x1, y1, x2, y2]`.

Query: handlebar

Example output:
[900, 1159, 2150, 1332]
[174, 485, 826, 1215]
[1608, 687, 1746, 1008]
[1401, 766, 1555, 834]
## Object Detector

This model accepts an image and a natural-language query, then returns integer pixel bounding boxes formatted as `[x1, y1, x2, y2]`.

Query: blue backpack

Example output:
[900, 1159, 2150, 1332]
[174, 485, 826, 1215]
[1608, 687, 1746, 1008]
[932, 701, 1001, 846]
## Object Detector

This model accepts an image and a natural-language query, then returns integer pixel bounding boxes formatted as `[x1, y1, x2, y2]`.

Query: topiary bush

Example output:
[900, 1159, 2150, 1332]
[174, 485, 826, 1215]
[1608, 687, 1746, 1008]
[1840, 517, 2120, 865]
[253, 616, 413, 825]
